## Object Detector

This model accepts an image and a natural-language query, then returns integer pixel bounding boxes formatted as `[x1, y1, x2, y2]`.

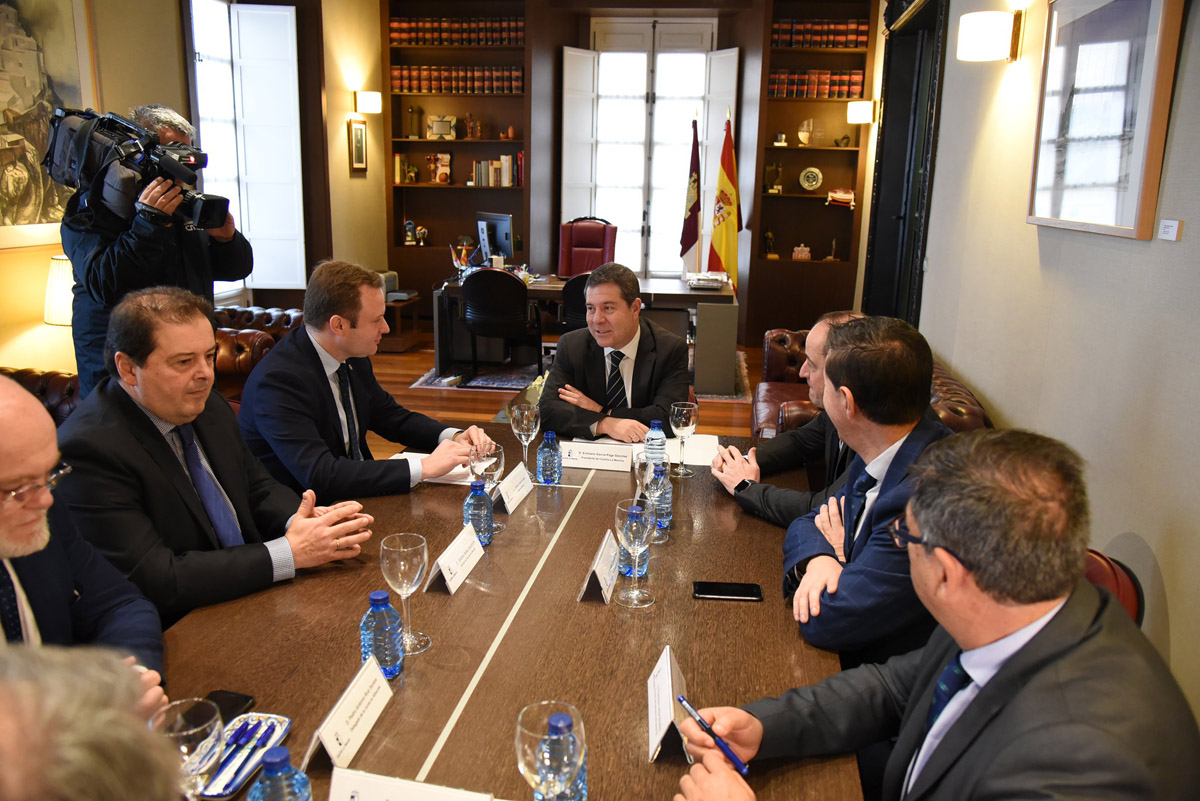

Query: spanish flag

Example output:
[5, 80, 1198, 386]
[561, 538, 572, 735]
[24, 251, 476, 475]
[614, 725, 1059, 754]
[707, 118, 742, 288]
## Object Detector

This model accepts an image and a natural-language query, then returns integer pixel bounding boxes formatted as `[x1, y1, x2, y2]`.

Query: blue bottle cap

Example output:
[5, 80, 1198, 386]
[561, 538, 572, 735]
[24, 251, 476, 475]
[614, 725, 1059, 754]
[650, 420, 662, 428]
[545, 431, 557, 440]
[369, 590, 390, 605]
[628, 505, 643, 520]
[547, 712, 574, 734]
[260, 746, 291, 771]
[470, 480, 485, 491]
[653, 463, 666, 476]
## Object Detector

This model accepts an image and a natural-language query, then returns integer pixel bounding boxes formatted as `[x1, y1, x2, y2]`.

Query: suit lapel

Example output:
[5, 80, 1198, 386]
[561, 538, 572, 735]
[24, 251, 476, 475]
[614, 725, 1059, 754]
[630, 319, 656, 407]
[294, 327, 348, 458]
[583, 334, 607, 403]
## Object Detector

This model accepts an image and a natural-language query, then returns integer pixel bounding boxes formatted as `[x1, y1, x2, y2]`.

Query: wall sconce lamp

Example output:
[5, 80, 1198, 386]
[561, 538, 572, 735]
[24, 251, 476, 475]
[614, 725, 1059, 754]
[847, 100, 876, 124]
[957, 9, 1024, 62]
[44, 254, 73, 326]
[354, 91, 382, 114]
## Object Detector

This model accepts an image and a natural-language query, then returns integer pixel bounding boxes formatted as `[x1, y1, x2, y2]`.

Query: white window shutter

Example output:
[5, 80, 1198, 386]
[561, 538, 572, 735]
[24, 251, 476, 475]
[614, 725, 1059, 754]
[561, 46, 599, 222]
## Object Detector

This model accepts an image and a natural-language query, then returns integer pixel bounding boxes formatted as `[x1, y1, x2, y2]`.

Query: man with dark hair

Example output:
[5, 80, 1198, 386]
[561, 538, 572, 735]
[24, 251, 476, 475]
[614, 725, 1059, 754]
[676, 430, 1200, 801]
[783, 317, 951, 667]
[62, 104, 253, 397]
[711, 311, 861, 526]
[539, 262, 690, 442]
[56, 287, 373, 626]
[240, 261, 490, 502]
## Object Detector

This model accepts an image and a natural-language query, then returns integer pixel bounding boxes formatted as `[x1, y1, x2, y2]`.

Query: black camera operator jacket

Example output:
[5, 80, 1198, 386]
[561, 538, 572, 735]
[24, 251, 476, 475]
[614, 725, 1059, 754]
[61, 190, 254, 396]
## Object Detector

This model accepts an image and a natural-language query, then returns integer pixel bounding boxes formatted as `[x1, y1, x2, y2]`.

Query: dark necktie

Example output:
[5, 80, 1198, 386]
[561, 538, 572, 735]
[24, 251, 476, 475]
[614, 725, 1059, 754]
[925, 652, 970, 731]
[175, 424, 244, 548]
[604, 350, 627, 411]
[843, 471, 878, 557]
[337, 363, 362, 460]
[0, 566, 24, 643]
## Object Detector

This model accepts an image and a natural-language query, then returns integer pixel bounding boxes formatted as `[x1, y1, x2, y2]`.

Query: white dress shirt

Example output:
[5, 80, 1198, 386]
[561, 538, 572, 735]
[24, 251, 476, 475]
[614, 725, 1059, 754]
[0, 559, 41, 648]
[589, 325, 643, 437]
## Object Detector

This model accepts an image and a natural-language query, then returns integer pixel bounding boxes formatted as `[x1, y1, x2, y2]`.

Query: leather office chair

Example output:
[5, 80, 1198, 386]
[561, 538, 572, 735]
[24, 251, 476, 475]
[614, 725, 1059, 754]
[558, 271, 590, 331]
[1084, 548, 1144, 626]
[557, 217, 616, 278]
[460, 268, 545, 379]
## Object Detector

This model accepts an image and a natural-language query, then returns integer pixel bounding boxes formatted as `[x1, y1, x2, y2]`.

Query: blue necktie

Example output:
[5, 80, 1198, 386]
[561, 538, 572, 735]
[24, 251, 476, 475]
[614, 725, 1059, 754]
[0, 566, 23, 643]
[843, 471, 877, 558]
[604, 350, 627, 411]
[926, 653, 970, 731]
[175, 424, 244, 548]
[337, 363, 362, 460]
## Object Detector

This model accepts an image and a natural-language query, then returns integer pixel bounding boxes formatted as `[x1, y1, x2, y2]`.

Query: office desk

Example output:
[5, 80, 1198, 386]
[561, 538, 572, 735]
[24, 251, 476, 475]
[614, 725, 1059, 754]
[433, 276, 740, 395]
[163, 430, 859, 800]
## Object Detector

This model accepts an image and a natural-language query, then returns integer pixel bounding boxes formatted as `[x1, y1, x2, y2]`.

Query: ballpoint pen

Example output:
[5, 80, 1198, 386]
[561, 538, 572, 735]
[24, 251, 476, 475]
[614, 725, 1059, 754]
[203, 719, 256, 792]
[219, 721, 276, 795]
[677, 694, 750, 777]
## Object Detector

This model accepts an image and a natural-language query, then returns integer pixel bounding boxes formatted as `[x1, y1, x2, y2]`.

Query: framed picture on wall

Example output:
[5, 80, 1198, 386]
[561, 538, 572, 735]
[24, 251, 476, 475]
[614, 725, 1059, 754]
[348, 119, 367, 172]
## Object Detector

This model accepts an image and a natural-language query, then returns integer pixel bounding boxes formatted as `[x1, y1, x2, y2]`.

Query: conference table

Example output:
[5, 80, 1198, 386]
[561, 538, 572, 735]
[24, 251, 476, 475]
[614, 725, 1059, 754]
[162, 428, 861, 800]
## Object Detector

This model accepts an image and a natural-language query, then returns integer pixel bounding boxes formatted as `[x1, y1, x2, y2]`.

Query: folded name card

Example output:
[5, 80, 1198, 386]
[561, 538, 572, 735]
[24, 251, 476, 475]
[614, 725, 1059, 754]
[301, 656, 394, 772]
[561, 440, 632, 471]
[496, 466, 533, 513]
[577, 529, 620, 604]
[425, 525, 485, 594]
[647, 645, 692, 764]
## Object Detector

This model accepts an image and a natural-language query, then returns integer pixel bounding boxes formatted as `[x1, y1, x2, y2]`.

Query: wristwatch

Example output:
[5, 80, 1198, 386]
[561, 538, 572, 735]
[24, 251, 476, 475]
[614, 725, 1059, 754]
[733, 479, 755, 495]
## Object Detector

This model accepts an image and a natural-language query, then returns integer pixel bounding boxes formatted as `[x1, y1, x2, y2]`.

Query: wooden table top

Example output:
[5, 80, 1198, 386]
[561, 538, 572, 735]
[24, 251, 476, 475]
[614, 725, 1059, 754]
[162, 429, 860, 800]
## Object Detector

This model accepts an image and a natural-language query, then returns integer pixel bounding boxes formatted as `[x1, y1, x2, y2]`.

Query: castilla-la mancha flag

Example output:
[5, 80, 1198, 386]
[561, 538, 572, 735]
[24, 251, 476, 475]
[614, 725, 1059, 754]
[679, 119, 701, 273]
[707, 118, 742, 288]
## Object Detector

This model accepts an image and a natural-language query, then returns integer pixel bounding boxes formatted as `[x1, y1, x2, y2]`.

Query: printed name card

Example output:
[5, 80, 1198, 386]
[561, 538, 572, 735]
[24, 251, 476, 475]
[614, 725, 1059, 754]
[647, 645, 692, 764]
[561, 440, 632, 472]
[424, 525, 485, 594]
[329, 767, 494, 801]
[577, 529, 620, 604]
[495, 466, 533, 513]
[300, 656, 394, 771]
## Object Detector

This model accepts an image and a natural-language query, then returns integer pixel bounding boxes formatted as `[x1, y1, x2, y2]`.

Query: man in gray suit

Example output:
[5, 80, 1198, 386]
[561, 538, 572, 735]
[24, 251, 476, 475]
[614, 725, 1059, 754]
[676, 429, 1200, 801]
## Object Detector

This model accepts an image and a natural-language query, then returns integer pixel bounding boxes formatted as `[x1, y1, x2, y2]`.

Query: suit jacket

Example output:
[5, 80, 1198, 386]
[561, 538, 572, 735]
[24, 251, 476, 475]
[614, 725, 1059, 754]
[743, 581, 1200, 800]
[56, 378, 298, 627]
[239, 326, 447, 502]
[783, 410, 951, 665]
[11, 508, 163, 672]
[735, 411, 855, 527]
[539, 318, 690, 440]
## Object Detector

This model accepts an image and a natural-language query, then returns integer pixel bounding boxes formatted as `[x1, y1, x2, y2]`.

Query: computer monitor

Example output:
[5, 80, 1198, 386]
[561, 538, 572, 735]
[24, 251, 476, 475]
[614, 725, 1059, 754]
[476, 211, 514, 262]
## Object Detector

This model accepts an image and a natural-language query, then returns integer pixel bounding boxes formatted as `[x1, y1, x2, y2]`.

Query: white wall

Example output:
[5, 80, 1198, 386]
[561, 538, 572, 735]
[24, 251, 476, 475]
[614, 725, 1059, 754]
[920, 0, 1200, 713]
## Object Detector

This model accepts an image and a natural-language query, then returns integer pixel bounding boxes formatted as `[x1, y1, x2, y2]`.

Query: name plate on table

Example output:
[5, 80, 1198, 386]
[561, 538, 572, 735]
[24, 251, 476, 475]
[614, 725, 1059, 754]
[647, 645, 692, 764]
[577, 529, 620, 604]
[562, 440, 632, 471]
[424, 525, 485, 595]
[330, 767, 494, 801]
[495, 466, 533, 513]
[300, 656, 393, 771]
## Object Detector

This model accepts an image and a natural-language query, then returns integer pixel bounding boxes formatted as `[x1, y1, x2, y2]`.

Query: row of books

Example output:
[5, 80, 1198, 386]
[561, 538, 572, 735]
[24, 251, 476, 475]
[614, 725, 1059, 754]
[388, 17, 525, 46]
[771, 19, 870, 48]
[390, 66, 525, 95]
[768, 69, 865, 99]
[470, 155, 519, 188]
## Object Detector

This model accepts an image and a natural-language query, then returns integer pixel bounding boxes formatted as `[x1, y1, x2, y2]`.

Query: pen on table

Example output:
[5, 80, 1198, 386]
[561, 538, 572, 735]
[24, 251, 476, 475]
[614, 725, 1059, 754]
[208, 720, 256, 781]
[220, 721, 276, 794]
[677, 694, 750, 777]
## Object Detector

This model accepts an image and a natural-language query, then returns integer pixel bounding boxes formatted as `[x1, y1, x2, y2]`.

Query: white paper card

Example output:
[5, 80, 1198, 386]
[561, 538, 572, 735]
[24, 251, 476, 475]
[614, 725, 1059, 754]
[496, 466, 533, 513]
[577, 529, 620, 604]
[390, 452, 475, 485]
[561, 440, 632, 471]
[300, 656, 394, 771]
[329, 767, 494, 801]
[424, 525, 485, 594]
[647, 645, 691, 763]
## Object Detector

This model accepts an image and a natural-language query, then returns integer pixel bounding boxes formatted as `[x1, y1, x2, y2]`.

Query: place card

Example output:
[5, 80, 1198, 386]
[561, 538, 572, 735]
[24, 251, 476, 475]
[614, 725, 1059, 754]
[561, 440, 632, 471]
[495, 466, 533, 513]
[300, 656, 394, 772]
[647, 645, 692, 763]
[329, 767, 494, 801]
[424, 525, 485, 594]
[577, 529, 620, 604]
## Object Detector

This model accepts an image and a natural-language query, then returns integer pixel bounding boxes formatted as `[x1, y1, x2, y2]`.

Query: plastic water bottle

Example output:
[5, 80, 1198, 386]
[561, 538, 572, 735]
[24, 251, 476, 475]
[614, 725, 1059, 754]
[533, 713, 587, 801]
[463, 480, 494, 546]
[247, 746, 312, 801]
[618, 505, 649, 579]
[359, 590, 404, 680]
[644, 420, 667, 465]
[655, 464, 673, 530]
[537, 431, 562, 484]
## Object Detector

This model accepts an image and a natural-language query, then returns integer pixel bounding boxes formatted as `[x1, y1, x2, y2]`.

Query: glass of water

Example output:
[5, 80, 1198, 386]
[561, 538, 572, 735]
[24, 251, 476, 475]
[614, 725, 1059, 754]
[150, 698, 224, 801]
[670, 401, 698, 477]
[509, 403, 540, 478]
[614, 498, 653, 608]
[470, 443, 506, 532]
[381, 533, 431, 654]
[515, 701, 586, 801]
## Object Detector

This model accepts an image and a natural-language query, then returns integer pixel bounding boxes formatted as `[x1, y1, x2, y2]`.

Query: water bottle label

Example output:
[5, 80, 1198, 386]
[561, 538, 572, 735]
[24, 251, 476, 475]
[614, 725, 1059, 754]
[425, 525, 485, 595]
[314, 656, 395, 768]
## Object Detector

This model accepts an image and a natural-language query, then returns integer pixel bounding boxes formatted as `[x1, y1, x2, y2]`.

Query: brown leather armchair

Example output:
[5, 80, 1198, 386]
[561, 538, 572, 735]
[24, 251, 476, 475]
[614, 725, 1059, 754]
[215, 328, 276, 401]
[213, 305, 304, 343]
[0, 367, 81, 427]
[557, 217, 616, 278]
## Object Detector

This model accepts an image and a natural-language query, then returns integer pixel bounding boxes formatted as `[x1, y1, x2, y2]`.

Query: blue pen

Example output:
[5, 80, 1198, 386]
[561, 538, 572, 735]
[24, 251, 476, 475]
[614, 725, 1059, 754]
[220, 721, 276, 795]
[206, 720, 256, 786]
[677, 694, 750, 777]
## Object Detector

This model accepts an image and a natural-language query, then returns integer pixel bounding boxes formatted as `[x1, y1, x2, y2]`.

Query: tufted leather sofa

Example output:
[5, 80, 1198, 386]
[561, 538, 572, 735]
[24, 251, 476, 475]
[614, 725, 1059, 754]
[752, 328, 994, 438]
[0, 367, 82, 427]
[213, 305, 304, 343]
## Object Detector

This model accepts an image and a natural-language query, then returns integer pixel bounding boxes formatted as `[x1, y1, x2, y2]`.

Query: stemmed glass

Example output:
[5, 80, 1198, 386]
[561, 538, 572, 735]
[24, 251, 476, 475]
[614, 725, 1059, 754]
[381, 533, 431, 655]
[670, 401, 699, 477]
[509, 403, 541, 478]
[614, 498, 653, 608]
[470, 443, 506, 533]
[633, 451, 670, 544]
[515, 701, 586, 800]
[150, 698, 225, 801]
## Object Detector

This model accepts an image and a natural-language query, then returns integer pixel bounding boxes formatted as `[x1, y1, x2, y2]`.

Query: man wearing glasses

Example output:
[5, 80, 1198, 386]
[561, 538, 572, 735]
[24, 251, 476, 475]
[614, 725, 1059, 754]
[676, 430, 1200, 801]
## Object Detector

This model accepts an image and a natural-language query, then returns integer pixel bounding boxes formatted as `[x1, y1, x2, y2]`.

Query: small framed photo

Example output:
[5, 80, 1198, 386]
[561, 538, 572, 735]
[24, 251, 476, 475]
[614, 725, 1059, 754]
[348, 119, 367, 171]
[426, 114, 457, 140]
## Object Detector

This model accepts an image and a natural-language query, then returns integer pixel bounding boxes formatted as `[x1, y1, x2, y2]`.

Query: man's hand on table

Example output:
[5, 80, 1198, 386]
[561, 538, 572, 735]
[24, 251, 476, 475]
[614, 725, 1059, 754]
[421, 437, 472, 479]
[676, 751, 757, 801]
[597, 416, 648, 442]
[711, 446, 761, 495]
[286, 489, 373, 568]
[453, 425, 493, 449]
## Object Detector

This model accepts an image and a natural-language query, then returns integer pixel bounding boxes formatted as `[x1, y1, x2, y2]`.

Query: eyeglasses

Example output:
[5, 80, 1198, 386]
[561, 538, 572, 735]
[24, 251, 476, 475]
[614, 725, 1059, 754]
[1, 463, 72, 506]
[888, 515, 973, 571]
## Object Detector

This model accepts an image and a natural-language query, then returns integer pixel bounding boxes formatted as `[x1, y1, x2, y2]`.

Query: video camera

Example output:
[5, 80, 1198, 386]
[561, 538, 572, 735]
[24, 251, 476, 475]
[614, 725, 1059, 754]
[44, 108, 230, 229]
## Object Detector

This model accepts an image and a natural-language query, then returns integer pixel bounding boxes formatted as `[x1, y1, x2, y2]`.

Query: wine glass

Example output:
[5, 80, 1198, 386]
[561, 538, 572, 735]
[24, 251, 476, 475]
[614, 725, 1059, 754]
[150, 698, 225, 801]
[470, 443, 507, 532]
[614, 498, 653, 608]
[381, 533, 431, 655]
[515, 701, 586, 800]
[509, 403, 540, 478]
[670, 401, 699, 477]
[632, 451, 669, 544]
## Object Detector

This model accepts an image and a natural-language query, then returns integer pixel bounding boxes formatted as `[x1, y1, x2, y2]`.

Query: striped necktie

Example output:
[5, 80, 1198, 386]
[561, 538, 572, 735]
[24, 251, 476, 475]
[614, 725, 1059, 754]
[926, 652, 970, 731]
[604, 350, 627, 411]
[0, 565, 24, 643]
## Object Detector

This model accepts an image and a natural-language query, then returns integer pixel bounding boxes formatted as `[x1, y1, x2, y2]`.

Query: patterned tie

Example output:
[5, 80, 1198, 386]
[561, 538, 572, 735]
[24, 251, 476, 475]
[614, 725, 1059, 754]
[337, 363, 363, 460]
[843, 471, 878, 557]
[175, 424, 244, 548]
[0, 565, 24, 643]
[925, 652, 971, 731]
[604, 350, 627, 411]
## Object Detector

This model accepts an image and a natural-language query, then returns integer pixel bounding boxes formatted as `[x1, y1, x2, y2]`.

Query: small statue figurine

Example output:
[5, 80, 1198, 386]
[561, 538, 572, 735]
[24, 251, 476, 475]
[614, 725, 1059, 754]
[763, 228, 776, 255]
[416, 226, 429, 246]
[464, 113, 474, 139]
[404, 220, 417, 246]
[425, 153, 437, 183]
[824, 238, 838, 261]
[404, 161, 418, 183]
[766, 162, 783, 194]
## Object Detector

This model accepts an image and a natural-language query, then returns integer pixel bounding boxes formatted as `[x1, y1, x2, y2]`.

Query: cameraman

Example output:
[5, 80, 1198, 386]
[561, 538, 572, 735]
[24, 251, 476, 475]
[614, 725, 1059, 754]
[61, 104, 253, 396]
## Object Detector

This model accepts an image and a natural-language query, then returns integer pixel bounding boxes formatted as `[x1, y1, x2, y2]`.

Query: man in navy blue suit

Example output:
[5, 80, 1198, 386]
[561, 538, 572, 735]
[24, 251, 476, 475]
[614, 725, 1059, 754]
[783, 317, 952, 668]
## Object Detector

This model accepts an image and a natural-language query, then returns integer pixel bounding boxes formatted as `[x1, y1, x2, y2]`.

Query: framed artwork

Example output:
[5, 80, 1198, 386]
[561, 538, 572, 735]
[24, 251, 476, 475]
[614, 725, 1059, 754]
[348, 118, 367, 171]
[1027, 0, 1185, 239]
[0, 0, 98, 248]
[426, 114, 456, 140]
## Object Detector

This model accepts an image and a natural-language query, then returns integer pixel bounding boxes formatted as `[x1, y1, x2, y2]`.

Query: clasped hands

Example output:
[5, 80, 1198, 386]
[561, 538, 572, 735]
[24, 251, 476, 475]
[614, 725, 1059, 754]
[710, 446, 761, 494]
[285, 489, 374, 568]
[792, 497, 846, 623]
[557, 384, 648, 442]
[420, 426, 493, 479]
[674, 708, 763, 801]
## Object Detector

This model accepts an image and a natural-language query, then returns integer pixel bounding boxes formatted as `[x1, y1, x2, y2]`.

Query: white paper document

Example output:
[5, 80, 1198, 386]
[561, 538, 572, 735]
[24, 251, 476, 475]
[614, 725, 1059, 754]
[329, 767, 494, 801]
[389, 452, 475, 485]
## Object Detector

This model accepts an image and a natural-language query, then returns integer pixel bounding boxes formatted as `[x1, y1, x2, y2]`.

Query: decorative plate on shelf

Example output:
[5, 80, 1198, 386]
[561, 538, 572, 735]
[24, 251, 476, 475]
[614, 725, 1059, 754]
[799, 167, 823, 191]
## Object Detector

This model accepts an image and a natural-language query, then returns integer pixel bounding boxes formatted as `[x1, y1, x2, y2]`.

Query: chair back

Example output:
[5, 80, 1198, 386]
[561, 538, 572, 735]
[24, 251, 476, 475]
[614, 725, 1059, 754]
[461, 269, 533, 339]
[214, 328, 276, 401]
[561, 272, 590, 330]
[1084, 549, 1144, 626]
[557, 217, 616, 278]
[0, 367, 81, 427]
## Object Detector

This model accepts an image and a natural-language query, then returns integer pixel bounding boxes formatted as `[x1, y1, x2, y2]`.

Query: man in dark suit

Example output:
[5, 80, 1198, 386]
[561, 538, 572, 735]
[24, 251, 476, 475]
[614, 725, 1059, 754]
[239, 261, 490, 503]
[56, 288, 373, 626]
[676, 430, 1200, 801]
[711, 311, 861, 527]
[539, 262, 690, 442]
[0, 376, 165, 718]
